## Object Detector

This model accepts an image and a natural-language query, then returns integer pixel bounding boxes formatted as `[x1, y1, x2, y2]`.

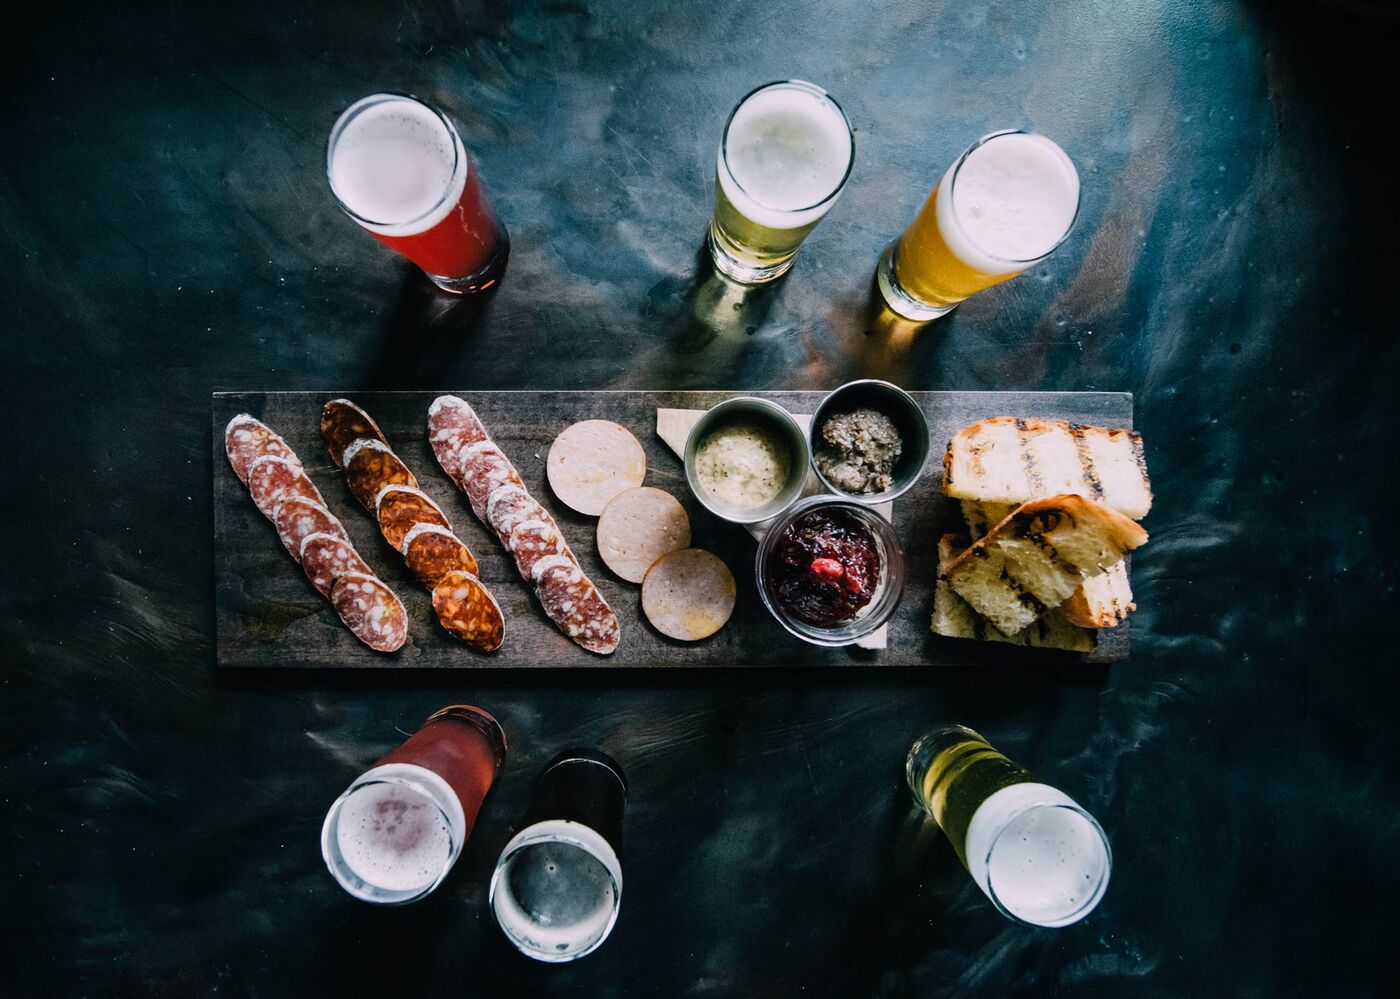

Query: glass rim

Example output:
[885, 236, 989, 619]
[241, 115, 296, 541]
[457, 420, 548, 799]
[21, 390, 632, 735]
[944, 128, 1082, 267]
[325, 91, 466, 230]
[719, 79, 856, 216]
[982, 800, 1111, 928]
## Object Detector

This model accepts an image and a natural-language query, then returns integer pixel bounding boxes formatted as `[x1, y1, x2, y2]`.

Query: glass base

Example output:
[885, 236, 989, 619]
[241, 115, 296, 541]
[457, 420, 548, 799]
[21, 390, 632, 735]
[876, 243, 957, 321]
[424, 230, 510, 295]
[707, 224, 794, 285]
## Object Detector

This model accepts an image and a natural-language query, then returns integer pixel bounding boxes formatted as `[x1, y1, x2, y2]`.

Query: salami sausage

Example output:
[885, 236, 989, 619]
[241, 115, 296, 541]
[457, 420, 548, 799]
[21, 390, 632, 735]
[486, 484, 547, 550]
[273, 496, 347, 561]
[247, 455, 324, 520]
[344, 438, 417, 511]
[300, 532, 373, 598]
[458, 442, 523, 521]
[428, 395, 490, 481]
[331, 572, 409, 653]
[321, 398, 387, 468]
[402, 523, 479, 588]
[375, 485, 452, 552]
[225, 414, 300, 484]
[431, 570, 505, 652]
[532, 556, 621, 655]
[508, 518, 574, 581]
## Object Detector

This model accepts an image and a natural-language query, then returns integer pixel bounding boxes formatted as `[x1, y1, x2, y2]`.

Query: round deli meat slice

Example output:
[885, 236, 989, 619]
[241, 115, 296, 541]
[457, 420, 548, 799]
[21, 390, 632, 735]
[428, 395, 490, 481]
[596, 486, 692, 583]
[459, 442, 523, 521]
[509, 518, 575, 581]
[225, 414, 300, 484]
[273, 496, 348, 561]
[321, 399, 387, 468]
[247, 455, 324, 521]
[344, 438, 417, 511]
[640, 548, 736, 641]
[546, 419, 647, 516]
[431, 570, 505, 652]
[300, 532, 373, 598]
[402, 523, 479, 588]
[486, 484, 547, 550]
[532, 556, 621, 655]
[331, 572, 409, 653]
[375, 484, 452, 552]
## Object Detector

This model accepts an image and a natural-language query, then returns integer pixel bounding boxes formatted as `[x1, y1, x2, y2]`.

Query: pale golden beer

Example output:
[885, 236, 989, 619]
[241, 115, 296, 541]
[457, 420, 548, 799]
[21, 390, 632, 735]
[708, 80, 854, 284]
[906, 725, 1111, 927]
[877, 130, 1081, 320]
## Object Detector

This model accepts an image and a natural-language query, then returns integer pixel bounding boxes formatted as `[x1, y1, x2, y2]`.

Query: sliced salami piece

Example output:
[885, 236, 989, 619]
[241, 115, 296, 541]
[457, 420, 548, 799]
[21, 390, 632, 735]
[273, 496, 347, 561]
[300, 532, 373, 598]
[459, 442, 523, 521]
[225, 414, 300, 484]
[486, 484, 547, 550]
[247, 455, 324, 521]
[331, 572, 409, 653]
[321, 399, 387, 468]
[509, 518, 575, 581]
[533, 558, 621, 655]
[428, 395, 490, 481]
[431, 570, 505, 652]
[344, 438, 417, 511]
[402, 523, 479, 588]
[375, 485, 452, 552]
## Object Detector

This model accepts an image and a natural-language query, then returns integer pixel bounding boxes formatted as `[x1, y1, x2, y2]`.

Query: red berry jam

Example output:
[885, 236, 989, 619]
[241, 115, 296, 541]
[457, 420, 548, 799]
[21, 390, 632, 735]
[766, 507, 880, 627]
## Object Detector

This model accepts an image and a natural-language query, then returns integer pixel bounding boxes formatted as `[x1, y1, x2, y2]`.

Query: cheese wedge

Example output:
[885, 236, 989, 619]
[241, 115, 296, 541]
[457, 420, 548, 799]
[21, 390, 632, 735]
[932, 536, 1095, 652]
[942, 495, 1148, 636]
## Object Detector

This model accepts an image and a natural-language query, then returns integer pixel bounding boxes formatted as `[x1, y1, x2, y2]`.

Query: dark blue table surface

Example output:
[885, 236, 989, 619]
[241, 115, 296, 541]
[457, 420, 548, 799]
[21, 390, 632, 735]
[4, 1, 1397, 995]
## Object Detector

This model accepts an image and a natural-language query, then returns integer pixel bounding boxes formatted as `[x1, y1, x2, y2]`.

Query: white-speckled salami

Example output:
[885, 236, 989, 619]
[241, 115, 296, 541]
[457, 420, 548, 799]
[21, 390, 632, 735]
[486, 484, 547, 549]
[533, 558, 620, 655]
[509, 518, 574, 581]
[458, 443, 523, 521]
[299, 532, 373, 598]
[273, 497, 347, 561]
[343, 438, 416, 511]
[375, 485, 451, 552]
[431, 570, 505, 651]
[402, 523, 479, 588]
[331, 572, 408, 653]
[321, 399, 387, 468]
[247, 455, 324, 520]
[225, 414, 300, 484]
[428, 395, 491, 480]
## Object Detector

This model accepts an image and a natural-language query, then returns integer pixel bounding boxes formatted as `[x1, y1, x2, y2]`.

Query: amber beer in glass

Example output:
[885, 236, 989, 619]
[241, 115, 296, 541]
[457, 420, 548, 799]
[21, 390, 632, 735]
[327, 93, 509, 294]
[877, 130, 1080, 320]
[708, 80, 855, 284]
[906, 725, 1111, 927]
[321, 705, 506, 904]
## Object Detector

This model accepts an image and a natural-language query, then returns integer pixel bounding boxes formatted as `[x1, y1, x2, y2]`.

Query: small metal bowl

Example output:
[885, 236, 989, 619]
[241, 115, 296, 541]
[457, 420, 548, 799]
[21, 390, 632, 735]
[684, 397, 810, 525]
[807, 379, 930, 505]
[755, 496, 907, 647]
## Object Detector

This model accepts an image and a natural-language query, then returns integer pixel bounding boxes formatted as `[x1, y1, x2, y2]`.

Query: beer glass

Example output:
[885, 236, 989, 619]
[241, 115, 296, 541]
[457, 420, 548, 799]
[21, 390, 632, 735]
[321, 705, 506, 905]
[708, 80, 855, 284]
[489, 749, 626, 962]
[327, 93, 509, 294]
[877, 130, 1080, 320]
[906, 725, 1111, 927]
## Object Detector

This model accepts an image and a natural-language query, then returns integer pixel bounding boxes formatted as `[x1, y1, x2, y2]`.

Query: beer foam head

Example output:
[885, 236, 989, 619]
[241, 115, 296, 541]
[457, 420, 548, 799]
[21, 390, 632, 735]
[328, 94, 467, 237]
[965, 783, 1111, 927]
[937, 132, 1080, 274]
[718, 81, 853, 229]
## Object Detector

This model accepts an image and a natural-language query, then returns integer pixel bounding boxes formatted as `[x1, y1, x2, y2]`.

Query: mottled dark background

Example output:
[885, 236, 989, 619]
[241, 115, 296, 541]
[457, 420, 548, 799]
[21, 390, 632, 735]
[3, 0, 1397, 995]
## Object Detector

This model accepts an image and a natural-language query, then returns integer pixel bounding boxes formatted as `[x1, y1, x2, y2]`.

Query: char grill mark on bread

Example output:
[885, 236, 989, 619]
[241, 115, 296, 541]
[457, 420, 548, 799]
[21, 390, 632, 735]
[941, 494, 1147, 636]
[931, 536, 1095, 652]
[943, 417, 1152, 520]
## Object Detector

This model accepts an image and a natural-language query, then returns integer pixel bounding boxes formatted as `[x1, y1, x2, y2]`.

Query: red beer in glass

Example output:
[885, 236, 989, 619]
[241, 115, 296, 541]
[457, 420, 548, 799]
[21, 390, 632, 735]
[321, 705, 506, 904]
[327, 93, 509, 294]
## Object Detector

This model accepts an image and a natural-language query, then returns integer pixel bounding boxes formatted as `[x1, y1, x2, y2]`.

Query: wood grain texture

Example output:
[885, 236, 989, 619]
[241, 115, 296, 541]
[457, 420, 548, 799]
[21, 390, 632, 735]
[214, 390, 1133, 667]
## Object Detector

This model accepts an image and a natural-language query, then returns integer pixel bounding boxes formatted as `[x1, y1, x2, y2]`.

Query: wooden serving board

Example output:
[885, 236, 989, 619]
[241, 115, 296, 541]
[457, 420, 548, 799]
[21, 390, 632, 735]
[213, 391, 1133, 669]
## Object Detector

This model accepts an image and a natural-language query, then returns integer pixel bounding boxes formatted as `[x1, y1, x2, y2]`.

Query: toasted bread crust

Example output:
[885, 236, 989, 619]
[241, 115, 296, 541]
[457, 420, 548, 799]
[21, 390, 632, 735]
[941, 495, 1148, 582]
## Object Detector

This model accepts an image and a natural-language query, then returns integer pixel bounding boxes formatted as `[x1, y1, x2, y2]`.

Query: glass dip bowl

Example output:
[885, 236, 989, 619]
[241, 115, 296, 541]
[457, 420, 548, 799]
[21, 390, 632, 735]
[755, 497, 907, 647]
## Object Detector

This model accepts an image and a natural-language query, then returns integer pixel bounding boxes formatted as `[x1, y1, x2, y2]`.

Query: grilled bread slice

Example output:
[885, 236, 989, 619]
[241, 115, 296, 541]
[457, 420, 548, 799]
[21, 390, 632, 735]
[1061, 560, 1135, 628]
[944, 418, 1152, 520]
[942, 495, 1148, 636]
[961, 500, 1016, 538]
[932, 536, 1095, 652]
